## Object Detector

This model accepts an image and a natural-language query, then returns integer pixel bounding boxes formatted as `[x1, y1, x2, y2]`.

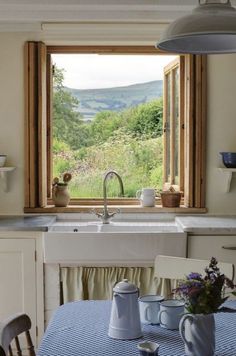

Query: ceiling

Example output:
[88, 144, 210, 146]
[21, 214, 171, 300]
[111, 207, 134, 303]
[0, 0, 235, 35]
[0, 0, 235, 24]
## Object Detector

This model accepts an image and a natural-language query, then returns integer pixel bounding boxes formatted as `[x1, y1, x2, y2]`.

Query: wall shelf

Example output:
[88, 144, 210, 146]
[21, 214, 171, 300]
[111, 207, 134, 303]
[0, 167, 16, 192]
[218, 168, 236, 193]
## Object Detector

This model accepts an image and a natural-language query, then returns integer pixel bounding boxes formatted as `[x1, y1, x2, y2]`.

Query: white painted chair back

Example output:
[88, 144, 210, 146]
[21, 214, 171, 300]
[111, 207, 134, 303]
[154, 255, 234, 281]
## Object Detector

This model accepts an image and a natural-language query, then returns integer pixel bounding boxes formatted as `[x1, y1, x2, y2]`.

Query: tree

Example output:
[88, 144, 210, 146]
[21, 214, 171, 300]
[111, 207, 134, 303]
[124, 98, 163, 138]
[89, 111, 122, 144]
[53, 66, 86, 150]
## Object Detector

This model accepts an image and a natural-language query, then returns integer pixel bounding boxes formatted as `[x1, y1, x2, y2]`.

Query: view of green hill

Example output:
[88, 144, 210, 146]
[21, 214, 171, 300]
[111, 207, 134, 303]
[53, 67, 164, 198]
[67, 80, 163, 121]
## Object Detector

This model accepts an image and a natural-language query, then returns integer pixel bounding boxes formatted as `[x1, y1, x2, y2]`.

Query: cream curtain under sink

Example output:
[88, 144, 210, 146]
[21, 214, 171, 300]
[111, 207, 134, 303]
[61, 266, 171, 302]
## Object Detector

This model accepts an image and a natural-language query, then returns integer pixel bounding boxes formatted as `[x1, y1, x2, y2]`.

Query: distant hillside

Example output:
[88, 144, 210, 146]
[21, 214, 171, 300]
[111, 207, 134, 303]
[67, 80, 163, 121]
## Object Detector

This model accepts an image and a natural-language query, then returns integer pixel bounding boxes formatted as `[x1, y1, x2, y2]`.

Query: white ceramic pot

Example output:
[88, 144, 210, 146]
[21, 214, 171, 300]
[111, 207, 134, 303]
[52, 184, 70, 207]
[136, 188, 156, 207]
[0, 155, 6, 167]
[108, 279, 142, 340]
[179, 313, 215, 356]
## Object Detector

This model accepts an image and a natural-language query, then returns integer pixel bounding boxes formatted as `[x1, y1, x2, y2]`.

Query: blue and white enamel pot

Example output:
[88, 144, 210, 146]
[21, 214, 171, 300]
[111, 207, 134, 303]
[108, 279, 142, 340]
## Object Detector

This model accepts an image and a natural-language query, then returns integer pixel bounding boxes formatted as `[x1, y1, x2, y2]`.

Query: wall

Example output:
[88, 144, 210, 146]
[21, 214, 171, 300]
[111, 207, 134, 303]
[0, 31, 236, 215]
[207, 55, 236, 213]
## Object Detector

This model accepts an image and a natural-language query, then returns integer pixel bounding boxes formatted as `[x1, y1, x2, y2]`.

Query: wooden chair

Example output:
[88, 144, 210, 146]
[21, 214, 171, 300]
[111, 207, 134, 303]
[0, 313, 35, 356]
[154, 255, 235, 297]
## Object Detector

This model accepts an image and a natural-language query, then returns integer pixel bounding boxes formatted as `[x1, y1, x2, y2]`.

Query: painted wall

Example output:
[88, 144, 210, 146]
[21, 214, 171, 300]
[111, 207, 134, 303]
[207, 55, 236, 214]
[0, 32, 236, 214]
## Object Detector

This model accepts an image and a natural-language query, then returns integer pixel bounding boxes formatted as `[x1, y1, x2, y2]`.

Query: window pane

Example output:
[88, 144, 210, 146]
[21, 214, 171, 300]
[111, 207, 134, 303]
[51, 54, 176, 198]
[165, 73, 171, 183]
[174, 67, 179, 185]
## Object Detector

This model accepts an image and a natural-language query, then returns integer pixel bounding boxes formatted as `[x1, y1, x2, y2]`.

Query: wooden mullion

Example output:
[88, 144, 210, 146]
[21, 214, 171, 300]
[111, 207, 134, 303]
[179, 56, 185, 192]
[200, 55, 207, 208]
[194, 55, 203, 208]
[28, 42, 38, 208]
[194, 55, 207, 208]
[163, 74, 168, 184]
[24, 43, 30, 208]
[170, 69, 175, 185]
[47, 46, 168, 55]
[38, 42, 47, 207]
[46, 54, 53, 198]
[184, 55, 195, 207]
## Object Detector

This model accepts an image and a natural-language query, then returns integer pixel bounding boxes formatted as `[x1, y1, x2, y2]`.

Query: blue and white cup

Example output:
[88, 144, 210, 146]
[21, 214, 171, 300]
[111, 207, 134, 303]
[159, 299, 185, 330]
[137, 341, 159, 356]
[139, 295, 164, 324]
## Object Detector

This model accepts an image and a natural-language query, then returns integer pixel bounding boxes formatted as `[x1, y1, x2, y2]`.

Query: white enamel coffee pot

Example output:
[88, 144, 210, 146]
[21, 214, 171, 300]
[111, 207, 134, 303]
[108, 279, 142, 340]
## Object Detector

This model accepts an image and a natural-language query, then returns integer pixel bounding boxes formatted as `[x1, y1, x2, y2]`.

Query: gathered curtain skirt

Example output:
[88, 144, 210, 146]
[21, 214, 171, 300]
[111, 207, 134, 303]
[61, 266, 172, 302]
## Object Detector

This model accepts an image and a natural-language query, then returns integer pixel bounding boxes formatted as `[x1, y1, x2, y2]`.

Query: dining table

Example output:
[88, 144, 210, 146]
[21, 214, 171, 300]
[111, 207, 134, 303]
[37, 300, 236, 356]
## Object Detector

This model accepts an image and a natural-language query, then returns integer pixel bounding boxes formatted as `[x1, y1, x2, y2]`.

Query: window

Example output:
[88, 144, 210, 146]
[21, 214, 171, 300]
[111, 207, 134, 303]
[163, 57, 184, 192]
[24, 43, 206, 212]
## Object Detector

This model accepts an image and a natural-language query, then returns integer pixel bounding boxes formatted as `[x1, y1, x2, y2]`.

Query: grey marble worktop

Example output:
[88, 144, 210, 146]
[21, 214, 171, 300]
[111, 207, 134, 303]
[0, 215, 57, 231]
[176, 216, 236, 235]
[0, 214, 236, 234]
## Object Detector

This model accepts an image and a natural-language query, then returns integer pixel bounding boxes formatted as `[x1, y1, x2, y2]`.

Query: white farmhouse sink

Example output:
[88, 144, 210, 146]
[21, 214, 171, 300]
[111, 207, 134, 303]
[44, 221, 187, 265]
[49, 221, 182, 233]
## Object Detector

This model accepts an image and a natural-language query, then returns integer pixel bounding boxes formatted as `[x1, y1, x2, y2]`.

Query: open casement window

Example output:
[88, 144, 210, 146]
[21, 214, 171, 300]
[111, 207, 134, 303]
[24, 43, 206, 212]
[163, 57, 184, 193]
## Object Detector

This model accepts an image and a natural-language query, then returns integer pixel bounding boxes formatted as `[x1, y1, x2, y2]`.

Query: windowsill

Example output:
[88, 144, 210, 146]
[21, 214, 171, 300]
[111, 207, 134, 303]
[24, 205, 207, 214]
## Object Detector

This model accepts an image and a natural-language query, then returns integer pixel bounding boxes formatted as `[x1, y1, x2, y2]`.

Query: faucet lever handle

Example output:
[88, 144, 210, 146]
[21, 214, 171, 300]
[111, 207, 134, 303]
[91, 208, 103, 219]
[108, 208, 121, 219]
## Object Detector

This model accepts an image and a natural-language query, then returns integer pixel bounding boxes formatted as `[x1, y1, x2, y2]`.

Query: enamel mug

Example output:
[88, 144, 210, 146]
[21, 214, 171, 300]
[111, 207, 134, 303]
[159, 299, 185, 330]
[139, 295, 164, 324]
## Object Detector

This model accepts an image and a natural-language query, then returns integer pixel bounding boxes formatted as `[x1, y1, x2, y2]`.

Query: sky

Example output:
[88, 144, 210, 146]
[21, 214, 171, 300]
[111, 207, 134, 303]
[52, 54, 177, 90]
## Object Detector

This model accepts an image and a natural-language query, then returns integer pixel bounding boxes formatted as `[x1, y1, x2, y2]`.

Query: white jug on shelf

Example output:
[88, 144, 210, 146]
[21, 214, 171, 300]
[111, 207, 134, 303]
[108, 279, 142, 340]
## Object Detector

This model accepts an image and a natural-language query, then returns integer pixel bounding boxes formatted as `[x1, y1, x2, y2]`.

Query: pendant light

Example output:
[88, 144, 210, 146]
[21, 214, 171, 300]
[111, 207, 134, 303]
[156, 0, 236, 54]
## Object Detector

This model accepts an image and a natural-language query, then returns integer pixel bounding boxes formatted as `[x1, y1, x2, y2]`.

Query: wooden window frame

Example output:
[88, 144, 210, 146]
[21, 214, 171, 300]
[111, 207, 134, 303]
[163, 57, 184, 191]
[24, 44, 207, 213]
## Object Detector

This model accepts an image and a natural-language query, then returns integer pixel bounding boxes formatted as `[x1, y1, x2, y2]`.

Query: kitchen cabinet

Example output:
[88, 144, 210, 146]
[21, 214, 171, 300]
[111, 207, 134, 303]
[188, 234, 236, 273]
[0, 231, 44, 347]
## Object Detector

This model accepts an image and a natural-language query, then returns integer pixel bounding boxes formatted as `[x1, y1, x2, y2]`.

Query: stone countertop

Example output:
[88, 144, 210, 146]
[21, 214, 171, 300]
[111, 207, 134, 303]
[0, 215, 57, 231]
[0, 214, 236, 234]
[176, 216, 236, 235]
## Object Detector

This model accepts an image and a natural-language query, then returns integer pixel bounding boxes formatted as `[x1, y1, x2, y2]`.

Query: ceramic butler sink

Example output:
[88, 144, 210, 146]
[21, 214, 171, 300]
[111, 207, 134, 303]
[48, 221, 182, 233]
[44, 221, 187, 265]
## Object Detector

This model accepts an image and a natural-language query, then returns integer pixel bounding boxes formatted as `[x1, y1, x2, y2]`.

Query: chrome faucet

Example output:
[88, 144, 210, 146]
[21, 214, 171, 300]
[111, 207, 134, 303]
[93, 170, 124, 224]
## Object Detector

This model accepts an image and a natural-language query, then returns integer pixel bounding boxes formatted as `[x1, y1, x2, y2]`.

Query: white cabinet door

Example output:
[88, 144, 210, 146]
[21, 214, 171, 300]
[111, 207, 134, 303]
[0, 239, 36, 343]
[188, 235, 236, 267]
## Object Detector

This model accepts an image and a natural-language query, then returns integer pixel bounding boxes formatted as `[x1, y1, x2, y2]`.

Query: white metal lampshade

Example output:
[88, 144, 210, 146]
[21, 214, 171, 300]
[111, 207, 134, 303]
[156, 0, 236, 54]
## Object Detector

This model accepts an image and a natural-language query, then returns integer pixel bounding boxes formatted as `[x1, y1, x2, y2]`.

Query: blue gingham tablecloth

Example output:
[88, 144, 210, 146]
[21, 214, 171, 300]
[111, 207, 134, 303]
[37, 300, 236, 356]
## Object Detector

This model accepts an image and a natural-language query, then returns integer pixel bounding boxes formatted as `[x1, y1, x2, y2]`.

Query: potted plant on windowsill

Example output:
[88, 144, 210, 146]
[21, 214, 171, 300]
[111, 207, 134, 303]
[176, 257, 236, 356]
[52, 173, 72, 207]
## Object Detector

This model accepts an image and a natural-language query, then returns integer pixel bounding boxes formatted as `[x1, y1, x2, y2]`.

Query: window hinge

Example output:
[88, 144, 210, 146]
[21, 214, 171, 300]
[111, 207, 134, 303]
[52, 64, 55, 76]
[181, 123, 185, 130]
[35, 250, 37, 262]
[36, 326, 38, 337]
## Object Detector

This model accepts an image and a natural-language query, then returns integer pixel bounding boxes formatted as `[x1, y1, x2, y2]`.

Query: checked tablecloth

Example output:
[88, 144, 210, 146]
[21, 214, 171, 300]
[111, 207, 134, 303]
[38, 300, 236, 356]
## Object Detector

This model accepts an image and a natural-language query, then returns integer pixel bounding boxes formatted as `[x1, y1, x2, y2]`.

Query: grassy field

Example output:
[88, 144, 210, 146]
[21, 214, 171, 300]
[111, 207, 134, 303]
[53, 132, 163, 198]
